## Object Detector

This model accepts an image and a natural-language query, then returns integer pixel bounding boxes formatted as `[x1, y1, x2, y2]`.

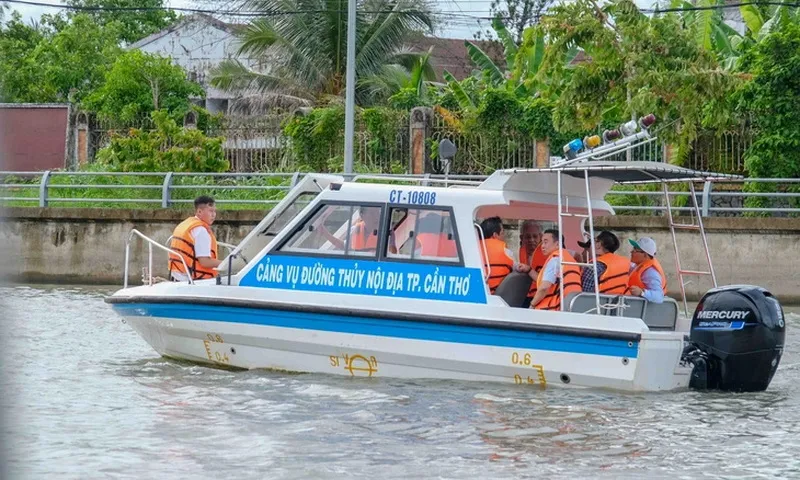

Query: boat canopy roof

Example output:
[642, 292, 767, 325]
[486, 161, 742, 186]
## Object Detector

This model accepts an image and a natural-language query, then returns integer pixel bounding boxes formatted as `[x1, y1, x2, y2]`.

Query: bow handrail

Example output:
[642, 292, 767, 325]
[125, 229, 194, 287]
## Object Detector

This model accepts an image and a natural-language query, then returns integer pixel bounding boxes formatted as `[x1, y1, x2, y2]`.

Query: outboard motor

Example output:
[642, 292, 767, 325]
[683, 285, 785, 392]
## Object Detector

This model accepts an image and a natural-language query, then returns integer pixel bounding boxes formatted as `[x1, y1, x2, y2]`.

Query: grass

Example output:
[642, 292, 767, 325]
[0, 172, 295, 210]
[605, 183, 693, 215]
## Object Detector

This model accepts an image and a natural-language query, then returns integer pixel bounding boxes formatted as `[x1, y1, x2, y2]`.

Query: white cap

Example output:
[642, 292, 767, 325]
[629, 237, 657, 256]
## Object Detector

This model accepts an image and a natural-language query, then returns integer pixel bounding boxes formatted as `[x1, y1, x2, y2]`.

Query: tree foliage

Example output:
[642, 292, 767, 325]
[210, 0, 436, 108]
[476, 0, 555, 44]
[733, 21, 800, 212]
[1, 0, 176, 103]
[0, 13, 122, 102]
[538, 0, 740, 157]
[65, 0, 177, 45]
[365, 47, 437, 108]
[83, 50, 204, 123]
[95, 110, 228, 172]
[455, 20, 550, 103]
[282, 106, 406, 172]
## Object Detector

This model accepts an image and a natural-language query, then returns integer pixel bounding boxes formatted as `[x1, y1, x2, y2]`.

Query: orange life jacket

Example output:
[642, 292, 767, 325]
[168, 216, 218, 280]
[626, 258, 668, 295]
[351, 221, 378, 251]
[596, 252, 631, 294]
[417, 232, 458, 258]
[480, 237, 514, 294]
[519, 243, 547, 298]
[534, 250, 581, 311]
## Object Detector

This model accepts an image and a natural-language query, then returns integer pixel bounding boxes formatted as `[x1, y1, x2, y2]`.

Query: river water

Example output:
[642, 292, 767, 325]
[2, 285, 799, 479]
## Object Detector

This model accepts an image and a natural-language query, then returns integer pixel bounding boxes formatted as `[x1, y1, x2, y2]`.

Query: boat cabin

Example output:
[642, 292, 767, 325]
[212, 161, 735, 331]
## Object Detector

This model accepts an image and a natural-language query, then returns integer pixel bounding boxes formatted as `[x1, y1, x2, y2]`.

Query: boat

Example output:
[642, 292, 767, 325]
[106, 116, 786, 392]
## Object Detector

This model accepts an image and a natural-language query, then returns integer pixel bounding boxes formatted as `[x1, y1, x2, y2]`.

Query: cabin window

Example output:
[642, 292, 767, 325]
[258, 192, 317, 240]
[278, 203, 383, 258]
[385, 207, 460, 263]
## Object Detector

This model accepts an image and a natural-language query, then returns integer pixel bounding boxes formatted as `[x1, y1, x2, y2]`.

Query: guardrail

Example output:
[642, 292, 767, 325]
[1, 171, 798, 216]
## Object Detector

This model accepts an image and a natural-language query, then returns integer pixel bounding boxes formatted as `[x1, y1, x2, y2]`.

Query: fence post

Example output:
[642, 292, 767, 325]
[161, 172, 174, 208]
[535, 137, 551, 167]
[701, 181, 712, 217]
[75, 112, 89, 166]
[409, 107, 432, 174]
[39, 170, 52, 207]
[663, 143, 678, 164]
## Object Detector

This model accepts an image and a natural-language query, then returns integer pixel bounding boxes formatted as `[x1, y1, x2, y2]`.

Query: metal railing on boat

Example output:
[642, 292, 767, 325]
[124, 229, 194, 287]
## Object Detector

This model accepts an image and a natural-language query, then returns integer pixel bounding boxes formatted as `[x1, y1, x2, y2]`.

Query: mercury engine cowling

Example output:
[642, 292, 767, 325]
[684, 285, 785, 392]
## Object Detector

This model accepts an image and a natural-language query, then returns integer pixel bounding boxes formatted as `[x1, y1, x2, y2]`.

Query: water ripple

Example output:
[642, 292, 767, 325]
[2, 285, 799, 479]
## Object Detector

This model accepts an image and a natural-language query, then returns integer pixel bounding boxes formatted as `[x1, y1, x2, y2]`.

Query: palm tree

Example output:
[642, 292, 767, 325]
[210, 0, 436, 110]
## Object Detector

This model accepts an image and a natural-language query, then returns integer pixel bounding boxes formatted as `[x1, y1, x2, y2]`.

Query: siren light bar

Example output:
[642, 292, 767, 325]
[554, 114, 657, 167]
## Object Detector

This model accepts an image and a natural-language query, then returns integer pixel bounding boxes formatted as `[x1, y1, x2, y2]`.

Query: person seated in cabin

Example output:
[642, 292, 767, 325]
[578, 230, 630, 295]
[626, 237, 667, 304]
[319, 206, 396, 254]
[415, 211, 457, 258]
[514, 220, 546, 308]
[528, 229, 582, 311]
[478, 216, 516, 294]
[575, 232, 591, 264]
[350, 206, 381, 252]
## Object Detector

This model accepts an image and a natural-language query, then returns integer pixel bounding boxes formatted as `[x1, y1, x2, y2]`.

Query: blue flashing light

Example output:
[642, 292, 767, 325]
[562, 138, 584, 160]
[567, 138, 583, 152]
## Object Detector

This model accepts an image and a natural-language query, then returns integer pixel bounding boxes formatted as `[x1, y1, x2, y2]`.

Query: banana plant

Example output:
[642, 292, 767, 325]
[675, 0, 797, 71]
[741, 3, 794, 41]
[441, 18, 552, 110]
[671, 0, 740, 68]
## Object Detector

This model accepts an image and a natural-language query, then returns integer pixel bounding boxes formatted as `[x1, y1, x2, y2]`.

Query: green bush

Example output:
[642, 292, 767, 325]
[734, 22, 800, 215]
[95, 110, 229, 172]
[282, 106, 405, 173]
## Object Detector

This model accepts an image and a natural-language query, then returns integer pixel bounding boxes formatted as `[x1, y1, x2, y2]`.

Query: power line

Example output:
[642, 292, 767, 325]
[1, 0, 490, 16]
[641, 1, 799, 12]
[6, 0, 797, 19]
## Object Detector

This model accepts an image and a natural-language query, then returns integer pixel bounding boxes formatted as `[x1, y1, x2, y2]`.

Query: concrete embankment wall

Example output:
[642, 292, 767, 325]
[2, 208, 799, 303]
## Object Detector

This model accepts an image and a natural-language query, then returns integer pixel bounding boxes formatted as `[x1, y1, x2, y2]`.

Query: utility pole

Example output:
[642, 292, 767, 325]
[343, 0, 357, 175]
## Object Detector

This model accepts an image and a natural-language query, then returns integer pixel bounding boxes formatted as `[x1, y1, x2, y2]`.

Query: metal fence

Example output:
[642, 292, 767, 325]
[429, 111, 540, 174]
[89, 113, 411, 173]
[1, 171, 798, 216]
[85, 110, 753, 175]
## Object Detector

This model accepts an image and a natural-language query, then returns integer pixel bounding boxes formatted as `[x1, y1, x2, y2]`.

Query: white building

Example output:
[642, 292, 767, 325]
[128, 13, 254, 114]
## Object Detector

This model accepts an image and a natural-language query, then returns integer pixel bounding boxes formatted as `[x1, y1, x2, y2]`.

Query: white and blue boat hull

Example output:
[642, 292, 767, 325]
[109, 285, 693, 392]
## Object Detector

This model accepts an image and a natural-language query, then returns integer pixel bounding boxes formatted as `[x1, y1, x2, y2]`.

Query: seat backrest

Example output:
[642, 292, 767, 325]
[494, 272, 532, 308]
[566, 292, 620, 316]
[617, 296, 647, 320]
[641, 297, 679, 330]
[563, 294, 678, 330]
[615, 296, 678, 331]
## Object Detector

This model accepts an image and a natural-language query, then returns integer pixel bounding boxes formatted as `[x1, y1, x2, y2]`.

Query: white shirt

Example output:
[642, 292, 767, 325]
[629, 261, 665, 303]
[540, 251, 578, 284]
[542, 257, 561, 284]
[171, 223, 213, 282]
[191, 226, 212, 258]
